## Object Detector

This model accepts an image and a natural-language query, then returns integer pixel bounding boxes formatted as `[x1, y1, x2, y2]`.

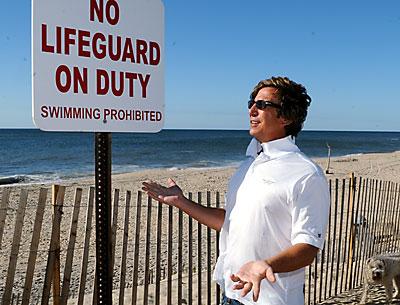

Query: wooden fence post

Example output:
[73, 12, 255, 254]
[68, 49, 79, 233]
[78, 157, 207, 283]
[2, 189, 28, 305]
[347, 173, 356, 289]
[52, 185, 61, 305]
[0, 188, 11, 248]
[41, 185, 65, 305]
[22, 188, 48, 305]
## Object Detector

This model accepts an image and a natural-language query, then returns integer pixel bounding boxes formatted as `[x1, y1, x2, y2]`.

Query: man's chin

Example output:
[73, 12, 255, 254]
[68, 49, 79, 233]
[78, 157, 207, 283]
[249, 128, 258, 138]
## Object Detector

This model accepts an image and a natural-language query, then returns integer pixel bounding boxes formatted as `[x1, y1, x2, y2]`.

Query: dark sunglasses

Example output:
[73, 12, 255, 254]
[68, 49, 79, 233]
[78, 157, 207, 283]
[248, 100, 282, 110]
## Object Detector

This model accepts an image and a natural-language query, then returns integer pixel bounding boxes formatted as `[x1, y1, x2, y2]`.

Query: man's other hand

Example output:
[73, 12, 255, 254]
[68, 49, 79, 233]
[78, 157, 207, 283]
[230, 260, 276, 302]
[142, 178, 183, 206]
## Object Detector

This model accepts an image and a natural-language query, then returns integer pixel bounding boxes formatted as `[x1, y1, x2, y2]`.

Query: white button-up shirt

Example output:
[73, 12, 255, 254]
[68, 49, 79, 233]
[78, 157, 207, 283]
[213, 136, 330, 305]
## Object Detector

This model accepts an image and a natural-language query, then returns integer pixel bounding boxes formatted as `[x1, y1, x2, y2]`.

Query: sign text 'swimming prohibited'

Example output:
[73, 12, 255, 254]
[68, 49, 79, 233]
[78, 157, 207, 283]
[32, 0, 164, 132]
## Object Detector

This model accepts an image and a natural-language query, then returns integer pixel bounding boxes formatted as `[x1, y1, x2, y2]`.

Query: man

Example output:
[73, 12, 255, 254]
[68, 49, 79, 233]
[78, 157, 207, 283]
[142, 76, 330, 305]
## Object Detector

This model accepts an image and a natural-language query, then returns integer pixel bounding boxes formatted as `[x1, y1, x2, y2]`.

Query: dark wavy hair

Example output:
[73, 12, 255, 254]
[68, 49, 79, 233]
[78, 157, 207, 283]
[250, 76, 312, 137]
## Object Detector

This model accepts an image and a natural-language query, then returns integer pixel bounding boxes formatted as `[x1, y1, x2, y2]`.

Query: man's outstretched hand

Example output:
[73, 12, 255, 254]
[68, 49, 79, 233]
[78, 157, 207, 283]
[142, 178, 183, 206]
[230, 260, 276, 302]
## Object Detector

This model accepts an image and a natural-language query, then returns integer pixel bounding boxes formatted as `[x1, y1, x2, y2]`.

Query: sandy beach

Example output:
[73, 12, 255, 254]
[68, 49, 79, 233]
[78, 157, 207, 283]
[1, 150, 400, 304]
[45, 150, 397, 195]
[83, 150, 400, 192]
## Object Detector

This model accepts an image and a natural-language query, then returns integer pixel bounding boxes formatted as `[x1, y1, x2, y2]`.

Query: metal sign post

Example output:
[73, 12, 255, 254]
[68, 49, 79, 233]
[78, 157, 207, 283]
[94, 133, 112, 303]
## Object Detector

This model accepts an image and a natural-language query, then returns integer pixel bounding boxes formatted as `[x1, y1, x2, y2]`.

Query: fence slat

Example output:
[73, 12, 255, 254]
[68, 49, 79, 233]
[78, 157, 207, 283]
[131, 191, 143, 305]
[351, 177, 362, 289]
[41, 186, 66, 305]
[77, 187, 95, 305]
[391, 183, 400, 251]
[52, 185, 62, 305]
[111, 188, 120, 272]
[0, 188, 11, 248]
[360, 179, 372, 281]
[166, 204, 173, 305]
[370, 180, 381, 256]
[336, 180, 345, 294]
[197, 192, 202, 305]
[178, 208, 183, 305]
[188, 193, 193, 305]
[22, 188, 48, 305]
[376, 181, 387, 254]
[394, 183, 400, 250]
[118, 191, 131, 305]
[215, 192, 221, 305]
[154, 201, 163, 305]
[328, 179, 338, 298]
[60, 188, 82, 305]
[342, 177, 352, 291]
[2, 189, 28, 305]
[324, 179, 332, 301]
[386, 182, 397, 252]
[206, 192, 211, 305]
[382, 182, 392, 253]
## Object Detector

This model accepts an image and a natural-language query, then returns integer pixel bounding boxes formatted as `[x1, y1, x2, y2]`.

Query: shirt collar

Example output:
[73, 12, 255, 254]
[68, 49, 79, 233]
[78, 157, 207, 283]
[246, 135, 300, 159]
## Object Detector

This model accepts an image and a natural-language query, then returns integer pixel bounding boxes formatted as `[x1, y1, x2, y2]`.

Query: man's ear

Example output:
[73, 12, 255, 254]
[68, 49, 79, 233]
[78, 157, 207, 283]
[279, 116, 292, 127]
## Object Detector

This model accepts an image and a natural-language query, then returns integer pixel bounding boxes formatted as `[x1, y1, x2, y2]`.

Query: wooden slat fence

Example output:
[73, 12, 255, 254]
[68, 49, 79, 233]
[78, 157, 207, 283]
[1, 176, 400, 305]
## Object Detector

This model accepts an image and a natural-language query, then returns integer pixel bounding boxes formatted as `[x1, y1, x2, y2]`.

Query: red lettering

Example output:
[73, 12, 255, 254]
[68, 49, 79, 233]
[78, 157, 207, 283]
[121, 38, 135, 62]
[138, 74, 150, 98]
[72, 107, 82, 118]
[111, 71, 124, 96]
[41, 106, 49, 118]
[55, 65, 71, 93]
[117, 110, 124, 120]
[90, 0, 103, 23]
[78, 30, 91, 57]
[64, 27, 76, 55]
[49, 106, 60, 118]
[111, 109, 118, 120]
[94, 108, 101, 119]
[41, 24, 54, 53]
[125, 72, 137, 97]
[136, 39, 148, 64]
[149, 41, 160, 65]
[96, 69, 109, 95]
[63, 107, 72, 118]
[150, 111, 156, 121]
[105, 0, 120, 25]
[73, 67, 88, 94]
[126, 110, 132, 120]
[93, 33, 106, 59]
[90, 0, 119, 25]
[104, 108, 111, 120]
[56, 26, 62, 53]
[109, 35, 122, 61]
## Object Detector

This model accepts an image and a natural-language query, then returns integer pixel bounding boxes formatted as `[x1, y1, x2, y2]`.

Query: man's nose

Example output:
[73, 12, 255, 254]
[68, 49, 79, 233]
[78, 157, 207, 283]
[249, 104, 258, 115]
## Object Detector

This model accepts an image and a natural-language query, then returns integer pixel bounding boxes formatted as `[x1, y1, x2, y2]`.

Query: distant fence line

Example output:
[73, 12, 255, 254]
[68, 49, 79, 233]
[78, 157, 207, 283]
[0, 175, 400, 305]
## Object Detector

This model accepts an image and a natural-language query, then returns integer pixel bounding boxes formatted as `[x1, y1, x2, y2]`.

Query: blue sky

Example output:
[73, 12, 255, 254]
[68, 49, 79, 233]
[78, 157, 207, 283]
[1, 0, 400, 131]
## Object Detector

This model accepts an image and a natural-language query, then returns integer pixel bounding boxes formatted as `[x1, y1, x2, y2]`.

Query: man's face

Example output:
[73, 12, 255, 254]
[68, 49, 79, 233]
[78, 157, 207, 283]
[249, 87, 289, 143]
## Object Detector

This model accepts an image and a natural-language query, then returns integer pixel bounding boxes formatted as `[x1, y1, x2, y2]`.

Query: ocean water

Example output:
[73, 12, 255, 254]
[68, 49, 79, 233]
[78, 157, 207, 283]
[0, 129, 399, 185]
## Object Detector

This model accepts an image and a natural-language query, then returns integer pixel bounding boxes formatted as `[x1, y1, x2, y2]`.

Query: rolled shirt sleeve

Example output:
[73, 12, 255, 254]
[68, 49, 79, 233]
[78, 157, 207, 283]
[291, 173, 330, 249]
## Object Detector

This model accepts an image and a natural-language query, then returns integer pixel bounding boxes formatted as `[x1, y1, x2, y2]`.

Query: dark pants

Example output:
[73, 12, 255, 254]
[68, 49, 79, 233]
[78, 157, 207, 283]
[220, 294, 244, 305]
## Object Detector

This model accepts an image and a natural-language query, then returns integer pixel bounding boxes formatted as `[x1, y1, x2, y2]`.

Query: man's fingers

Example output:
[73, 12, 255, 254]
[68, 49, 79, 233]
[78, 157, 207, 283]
[167, 178, 176, 187]
[241, 282, 253, 297]
[265, 267, 276, 283]
[145, 191, 163, 202]
[232, 282, 245, 290]
[252, 281, 261, 302]
[230, 274, 241, 282]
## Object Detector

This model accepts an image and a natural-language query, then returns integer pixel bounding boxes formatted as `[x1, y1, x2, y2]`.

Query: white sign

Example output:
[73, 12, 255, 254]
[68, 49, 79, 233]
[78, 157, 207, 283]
[32, 0, 164, 132]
